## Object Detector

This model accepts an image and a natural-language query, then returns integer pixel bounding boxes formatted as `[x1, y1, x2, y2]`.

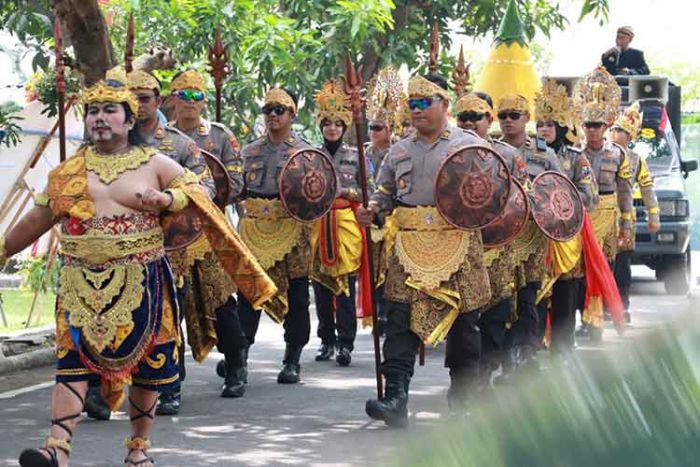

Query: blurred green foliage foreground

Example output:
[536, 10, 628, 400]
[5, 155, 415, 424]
[397, 317, 700, 467]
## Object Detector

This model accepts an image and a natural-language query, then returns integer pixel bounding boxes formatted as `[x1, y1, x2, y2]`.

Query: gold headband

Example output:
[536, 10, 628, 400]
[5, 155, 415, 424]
[612, 101, 643, 139]
[314, 79, 352, 127]
[82, 67, 139, 114]
[170, 70, 206, 92]
[127, 70, 160, 91]
[407, 75, 450, 101]
[264, 88, 296, 113]
[496, 94, 529, 113]
[455, 93, 493, 115]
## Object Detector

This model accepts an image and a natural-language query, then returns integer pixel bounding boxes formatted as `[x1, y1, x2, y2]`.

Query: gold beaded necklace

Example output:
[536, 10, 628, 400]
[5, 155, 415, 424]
[85, 146, 157, 184]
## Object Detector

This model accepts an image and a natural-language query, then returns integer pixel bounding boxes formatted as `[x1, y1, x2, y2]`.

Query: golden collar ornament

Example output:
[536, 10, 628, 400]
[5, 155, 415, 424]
[85, 146, 158, 184]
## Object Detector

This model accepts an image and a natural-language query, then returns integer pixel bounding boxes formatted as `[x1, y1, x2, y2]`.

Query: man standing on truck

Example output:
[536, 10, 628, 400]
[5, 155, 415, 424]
[611, 102, 660, 323]
[601, 26, 650, 76]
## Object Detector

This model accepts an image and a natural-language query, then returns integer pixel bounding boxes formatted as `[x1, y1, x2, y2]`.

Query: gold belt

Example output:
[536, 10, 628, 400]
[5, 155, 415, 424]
[392, 206, 453, 232]
[61, 228, 164, 265]
[244, 198, 291, 220]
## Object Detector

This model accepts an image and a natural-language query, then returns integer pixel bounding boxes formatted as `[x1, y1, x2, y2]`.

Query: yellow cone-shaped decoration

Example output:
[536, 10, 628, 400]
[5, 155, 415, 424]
[473, 0, 541, 115]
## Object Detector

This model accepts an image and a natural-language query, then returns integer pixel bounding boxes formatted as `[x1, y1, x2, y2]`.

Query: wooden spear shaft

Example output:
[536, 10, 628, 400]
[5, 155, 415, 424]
[54, 16, 66, 162]
[344, 53, 383, 399]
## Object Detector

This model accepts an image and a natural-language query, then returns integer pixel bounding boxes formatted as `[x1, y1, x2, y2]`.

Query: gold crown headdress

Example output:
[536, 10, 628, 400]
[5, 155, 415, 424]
[497, 94, 529, 113]
[575, 66, 621, 124]
[314, 79, 352, 127]
[612, 101, 643, 139]
[264, 88, 297, 113]
[456, 93, 493, 115]
[366, 66, 405, 132]
[170, 70, 206, 92]
[127, 69, 160, 91]
[82, 66, 139, 114]
[534, 79, 574, 127]
[407, 75, 450, 101]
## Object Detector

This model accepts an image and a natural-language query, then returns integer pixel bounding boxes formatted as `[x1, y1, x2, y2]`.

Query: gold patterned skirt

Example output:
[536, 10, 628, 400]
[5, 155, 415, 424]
[382, 207, 491, 345]
[481, 245, 515, 310]
[590, 194, 620, 262]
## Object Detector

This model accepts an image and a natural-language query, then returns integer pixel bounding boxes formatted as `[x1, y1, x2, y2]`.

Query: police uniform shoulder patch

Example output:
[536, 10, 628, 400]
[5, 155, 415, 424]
[610, 141, 627, 155]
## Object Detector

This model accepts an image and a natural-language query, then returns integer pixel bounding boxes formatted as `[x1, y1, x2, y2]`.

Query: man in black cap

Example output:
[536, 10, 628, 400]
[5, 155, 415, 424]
[602, 26, 650, 76]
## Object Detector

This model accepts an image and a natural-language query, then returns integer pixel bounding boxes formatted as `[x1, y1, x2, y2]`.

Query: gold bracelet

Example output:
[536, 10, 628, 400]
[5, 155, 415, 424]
[34, 192, 50, 207]
[163, 188, 189, 212]
[0, 235, 7, 270]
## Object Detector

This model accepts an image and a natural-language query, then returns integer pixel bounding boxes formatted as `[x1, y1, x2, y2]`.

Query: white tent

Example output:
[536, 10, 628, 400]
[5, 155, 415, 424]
[0, 100, 84, 243]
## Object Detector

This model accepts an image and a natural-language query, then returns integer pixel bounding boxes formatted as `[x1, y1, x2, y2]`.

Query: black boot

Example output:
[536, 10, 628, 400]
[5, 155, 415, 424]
[221, 357, 246, 398]
[494, 346, 521, 386]
[277, 344, 303, 384]
[240, 345, 249, 384]
[336, 347, 352, 367]
[155, 392, 181, 416]
[447, 373, 474, 418]
[365, 376, 409, 428]
[84, 385, 111, 421]
[315, 343, 335, 361]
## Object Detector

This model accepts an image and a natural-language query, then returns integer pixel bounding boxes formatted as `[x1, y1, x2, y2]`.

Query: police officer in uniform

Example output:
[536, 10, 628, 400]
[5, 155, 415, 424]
[238, 88, 314, 384]
[611, 102, 659, 322]
[357, 75, 492, 424]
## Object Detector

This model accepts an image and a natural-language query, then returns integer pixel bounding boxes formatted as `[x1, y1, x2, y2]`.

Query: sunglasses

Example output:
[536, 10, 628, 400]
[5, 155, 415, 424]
[408, 96, 442, 111]
[583, 122, 605, 129]
[174, 89, 204, 102]
[369, 124, 385, 132]
[262, 105, 288, 116]
[497, 111, 523, 120]
[457, 111, 488, 123]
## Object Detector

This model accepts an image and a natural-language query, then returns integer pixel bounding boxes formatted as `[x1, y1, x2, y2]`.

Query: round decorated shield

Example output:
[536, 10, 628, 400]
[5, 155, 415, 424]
[279, 148, 338, 223]
[482, 178, 530, 248]
[529, 171, 585, 241]
[434, 144, 511, 230]
[162, 207, 203, 252]
[200, 148, 232, 211]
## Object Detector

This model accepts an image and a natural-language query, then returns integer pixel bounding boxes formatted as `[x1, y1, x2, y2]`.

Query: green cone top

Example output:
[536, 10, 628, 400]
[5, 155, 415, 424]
[494, 0, 527, 47]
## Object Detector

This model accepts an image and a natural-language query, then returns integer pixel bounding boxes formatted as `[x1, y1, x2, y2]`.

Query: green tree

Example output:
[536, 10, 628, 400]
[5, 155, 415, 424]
[1, 0, 611, 138]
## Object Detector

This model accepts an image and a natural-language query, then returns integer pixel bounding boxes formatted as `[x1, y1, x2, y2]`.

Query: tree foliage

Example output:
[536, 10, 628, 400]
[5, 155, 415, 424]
[1, 0, 611, 139]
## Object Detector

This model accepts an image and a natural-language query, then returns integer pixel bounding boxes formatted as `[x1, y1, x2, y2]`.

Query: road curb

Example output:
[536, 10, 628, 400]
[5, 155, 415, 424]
[0, 347, 55, 374]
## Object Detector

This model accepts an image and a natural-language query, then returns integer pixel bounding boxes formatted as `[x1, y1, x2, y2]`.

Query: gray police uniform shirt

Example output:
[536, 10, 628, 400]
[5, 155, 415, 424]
[583, 141, 634, 229]
[371, 125, 485, 213]
[142, 121, 216, 200]
[172, 118, 244, 204]
[510, 136, 562, 179]
[319, 143, 375, 202]
[241, 131, 312, 198]
[557, 145, 596, 210]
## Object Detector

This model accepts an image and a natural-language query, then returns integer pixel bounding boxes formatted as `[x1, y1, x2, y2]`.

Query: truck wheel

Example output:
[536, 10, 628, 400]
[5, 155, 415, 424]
[663, 251, 690, 295]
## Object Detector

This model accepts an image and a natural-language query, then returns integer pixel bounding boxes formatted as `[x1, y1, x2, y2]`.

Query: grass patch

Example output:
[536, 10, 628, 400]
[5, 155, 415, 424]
[0, 289, 55, 332]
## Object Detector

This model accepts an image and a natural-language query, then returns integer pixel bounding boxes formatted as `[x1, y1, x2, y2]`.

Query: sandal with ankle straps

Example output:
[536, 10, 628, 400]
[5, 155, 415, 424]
[124, 396, 157, 466]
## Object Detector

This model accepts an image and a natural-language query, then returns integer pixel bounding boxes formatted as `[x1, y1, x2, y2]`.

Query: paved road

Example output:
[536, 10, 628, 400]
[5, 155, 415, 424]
[0, 264, 696, 467]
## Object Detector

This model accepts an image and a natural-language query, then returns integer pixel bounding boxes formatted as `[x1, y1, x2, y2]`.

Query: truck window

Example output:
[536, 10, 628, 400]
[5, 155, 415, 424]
[632, 127, 680, 173]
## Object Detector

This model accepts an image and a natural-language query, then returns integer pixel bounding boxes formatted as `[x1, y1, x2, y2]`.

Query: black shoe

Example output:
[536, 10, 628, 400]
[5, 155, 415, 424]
[216, 359, 226, 378]
[447, 373, 474, 419]
[365, 377, 408, 428]
[494, 347, 520, 386]
[155, 393, 181, 416]
[278, 344, 303, 384]
[84, 386, 111, 421]
[315, 343, 335, 361]
[221, 358, 246, 398]
[336, 347, 352, 367]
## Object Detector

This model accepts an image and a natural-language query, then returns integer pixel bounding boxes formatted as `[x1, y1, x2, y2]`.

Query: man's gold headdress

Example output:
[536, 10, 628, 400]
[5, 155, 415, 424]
[82, 66, 139, 114]
[407, 75, 450, 101]
[127, 69, 160, 91]
[264, 88, 297, 113]
[496, 94, 529, 113]
[456, 93, 493, 115]
[314, 79, 352, 127]
[170, 70, 206, 92]
[612, 101, 643, 139]
[366, 66, 405, 131]
[575, 66, 621, 124]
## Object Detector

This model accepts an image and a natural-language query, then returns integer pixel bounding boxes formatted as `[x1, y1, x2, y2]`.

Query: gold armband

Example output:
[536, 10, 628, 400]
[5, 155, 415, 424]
[164, 188, 189, 212]
[621, 211, 634, 221]
[0, 235, 7, 269]
[648, 207, 660, 215]
[33, 192, 50, 207]
[168, 169, 200, 189]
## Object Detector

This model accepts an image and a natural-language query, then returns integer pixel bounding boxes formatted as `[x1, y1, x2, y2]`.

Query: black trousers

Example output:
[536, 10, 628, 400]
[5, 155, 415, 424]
[445, 311, 482, 383]
[510, 281, 542, 348]
[478, 298, 511, 371]
[614, 250, 633, 311]
[380, 300, 420, 379]
[313, 276, 357, 351]
[238, 277, 310, 348]
[550, 279, 577, 352]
